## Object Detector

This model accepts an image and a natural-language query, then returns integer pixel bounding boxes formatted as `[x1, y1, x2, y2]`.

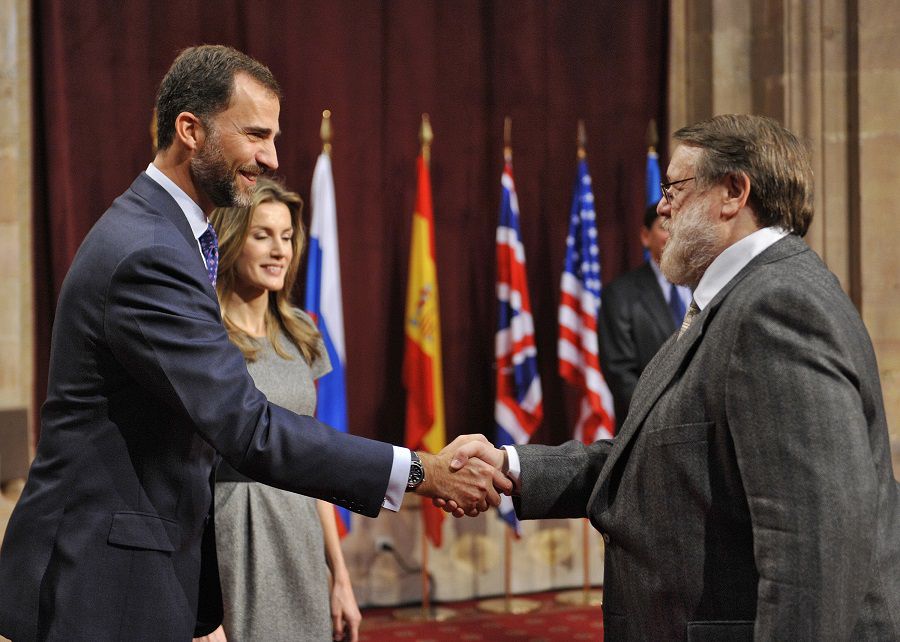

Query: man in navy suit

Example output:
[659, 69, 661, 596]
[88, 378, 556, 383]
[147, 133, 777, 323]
[0, 45, 507, 641]
[598, 206, 691, 427]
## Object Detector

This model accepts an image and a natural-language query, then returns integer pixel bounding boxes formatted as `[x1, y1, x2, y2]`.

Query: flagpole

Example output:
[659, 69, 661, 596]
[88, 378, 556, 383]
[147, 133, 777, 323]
[478, 521, 540, 614]
[556, 120, 603, 607]
[478, 116, 538, 616]
[394, 503, 454, 621]
[394, 113, 454, 624]
[321, 109, 332, 155]
[422, 514, 430, 615]
[646, 117, 658, 155]
[418, 113, 435, 620]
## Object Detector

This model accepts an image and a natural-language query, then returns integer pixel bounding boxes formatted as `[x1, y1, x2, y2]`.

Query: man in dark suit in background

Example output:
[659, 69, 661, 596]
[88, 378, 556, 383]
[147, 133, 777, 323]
[0, 45, 506, 641]
[598, 205, 691, 427]
[450, 114, 900, 640]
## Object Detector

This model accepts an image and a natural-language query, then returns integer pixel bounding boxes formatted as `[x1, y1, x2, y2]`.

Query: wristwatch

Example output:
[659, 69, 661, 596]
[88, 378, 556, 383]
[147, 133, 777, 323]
[406, 451, 425, 492]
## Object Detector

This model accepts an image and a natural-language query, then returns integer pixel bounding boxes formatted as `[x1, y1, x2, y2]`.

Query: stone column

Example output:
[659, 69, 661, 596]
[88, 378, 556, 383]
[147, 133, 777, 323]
[857, 0, 900, 473]
[668, 0, 900, 474]
[0, 0, 33, 439]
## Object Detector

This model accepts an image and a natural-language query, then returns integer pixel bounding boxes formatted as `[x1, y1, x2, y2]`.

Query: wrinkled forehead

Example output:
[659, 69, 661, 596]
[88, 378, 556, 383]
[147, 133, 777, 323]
[666, 144, 704, 179]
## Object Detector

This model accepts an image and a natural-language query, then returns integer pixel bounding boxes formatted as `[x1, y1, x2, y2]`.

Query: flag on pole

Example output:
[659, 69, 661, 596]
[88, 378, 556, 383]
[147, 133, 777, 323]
[644, 120, 663, 262]
[495, 155, 542, 534]
[646, 147, 663, 206]
[646, 119, 663, 206]
[558, 153, 616, 443]
[402, 144, 446, 547]
[304, 149, 352, 537]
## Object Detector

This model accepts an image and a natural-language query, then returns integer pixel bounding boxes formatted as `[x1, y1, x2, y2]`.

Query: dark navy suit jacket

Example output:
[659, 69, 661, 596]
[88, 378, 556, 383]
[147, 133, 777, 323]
[0, 173, 394, 641]
[598, 262, 677, 428]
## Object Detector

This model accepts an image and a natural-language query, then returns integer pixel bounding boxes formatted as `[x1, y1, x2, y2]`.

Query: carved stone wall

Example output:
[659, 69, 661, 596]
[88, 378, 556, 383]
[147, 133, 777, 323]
[857, 1, 900, 475]
[669, 0, 900, 475]
[0, 0, 32, 439]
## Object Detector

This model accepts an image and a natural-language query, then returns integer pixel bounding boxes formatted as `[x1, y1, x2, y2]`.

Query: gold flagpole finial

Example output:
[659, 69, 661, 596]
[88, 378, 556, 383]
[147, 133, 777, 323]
[419, 113, 433, 165]
[646, 118, 658, 153]
[577, 119, 587, 160]
[320, 109, 333, 155]
[503, 116, 512, 164]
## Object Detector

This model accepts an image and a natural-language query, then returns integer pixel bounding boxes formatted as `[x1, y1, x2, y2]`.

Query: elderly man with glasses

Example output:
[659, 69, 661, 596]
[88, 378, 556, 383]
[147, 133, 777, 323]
[449, 114, 900, 641]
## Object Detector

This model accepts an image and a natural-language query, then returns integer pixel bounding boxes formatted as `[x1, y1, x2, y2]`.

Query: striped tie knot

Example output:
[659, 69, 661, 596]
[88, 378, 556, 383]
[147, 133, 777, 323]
[677, 299, 700, 339]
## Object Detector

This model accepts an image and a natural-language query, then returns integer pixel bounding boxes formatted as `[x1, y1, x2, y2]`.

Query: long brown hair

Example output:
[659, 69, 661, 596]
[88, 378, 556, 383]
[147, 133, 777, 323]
[209, 178, 321, 363]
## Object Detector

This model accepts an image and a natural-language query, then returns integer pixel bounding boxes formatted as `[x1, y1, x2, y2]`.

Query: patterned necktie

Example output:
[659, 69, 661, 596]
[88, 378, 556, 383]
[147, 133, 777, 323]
[668, 282, 686, 326]
[677, 299, 699, 339]
[199, 223, 219, 287]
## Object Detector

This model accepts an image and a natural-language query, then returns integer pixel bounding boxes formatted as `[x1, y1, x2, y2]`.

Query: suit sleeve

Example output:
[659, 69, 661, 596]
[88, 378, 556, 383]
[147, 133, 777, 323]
[194, 467, 223, 637]
[513, 440, 612, 519]
[599, 283, 640, 421]
[725, 282, 878, 639]
[104, 243, 393, 517]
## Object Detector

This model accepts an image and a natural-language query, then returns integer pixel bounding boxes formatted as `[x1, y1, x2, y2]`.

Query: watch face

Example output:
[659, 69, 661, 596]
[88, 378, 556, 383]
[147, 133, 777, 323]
[407, 461, 425, 489]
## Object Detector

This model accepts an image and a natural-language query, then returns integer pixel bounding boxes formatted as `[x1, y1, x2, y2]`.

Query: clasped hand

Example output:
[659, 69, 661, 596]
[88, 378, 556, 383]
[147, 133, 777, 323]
[414, 434, 510, 517]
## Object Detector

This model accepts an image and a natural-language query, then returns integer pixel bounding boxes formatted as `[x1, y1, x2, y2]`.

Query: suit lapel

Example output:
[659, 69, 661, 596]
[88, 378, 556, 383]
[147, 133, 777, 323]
[129, 172, 218, 301]
[130, 173, 198, 250]
[591, 234, 810, 508]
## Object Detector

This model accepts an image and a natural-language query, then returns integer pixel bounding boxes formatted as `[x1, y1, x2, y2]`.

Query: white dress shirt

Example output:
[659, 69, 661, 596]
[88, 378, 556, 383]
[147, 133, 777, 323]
[144, 162, 410, 511]
[692, 226, 788, 311]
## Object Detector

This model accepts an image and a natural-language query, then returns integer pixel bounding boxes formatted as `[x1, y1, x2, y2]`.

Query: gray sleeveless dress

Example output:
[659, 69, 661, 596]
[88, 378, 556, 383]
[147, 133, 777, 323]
[215, 315, 333, 641]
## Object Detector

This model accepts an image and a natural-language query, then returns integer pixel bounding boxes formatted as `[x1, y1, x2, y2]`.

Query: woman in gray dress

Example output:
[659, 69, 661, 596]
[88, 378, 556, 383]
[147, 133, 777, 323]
[209, 178, 361, 642]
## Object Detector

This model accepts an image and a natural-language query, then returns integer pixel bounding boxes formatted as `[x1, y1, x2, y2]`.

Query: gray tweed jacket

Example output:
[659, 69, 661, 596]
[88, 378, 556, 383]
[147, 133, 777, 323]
[515, 234, 900, 641]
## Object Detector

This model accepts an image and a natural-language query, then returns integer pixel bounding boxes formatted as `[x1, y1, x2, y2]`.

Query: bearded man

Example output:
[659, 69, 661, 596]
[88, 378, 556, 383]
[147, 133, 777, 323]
[0, 45, 506, 641]
[450, 114, 900, 640]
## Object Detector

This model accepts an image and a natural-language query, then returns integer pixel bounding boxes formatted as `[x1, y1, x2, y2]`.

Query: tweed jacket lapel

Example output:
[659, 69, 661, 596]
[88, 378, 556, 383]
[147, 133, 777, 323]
[589, 234, 810, 512]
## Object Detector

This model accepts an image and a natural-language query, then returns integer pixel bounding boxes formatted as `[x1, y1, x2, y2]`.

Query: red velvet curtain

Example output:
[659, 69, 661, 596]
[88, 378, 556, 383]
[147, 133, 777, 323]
[32, 0, 668, 445]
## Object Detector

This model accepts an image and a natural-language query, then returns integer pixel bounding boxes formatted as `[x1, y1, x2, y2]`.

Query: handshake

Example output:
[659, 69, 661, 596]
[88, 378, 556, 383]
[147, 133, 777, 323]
[412, 434, 512, 517]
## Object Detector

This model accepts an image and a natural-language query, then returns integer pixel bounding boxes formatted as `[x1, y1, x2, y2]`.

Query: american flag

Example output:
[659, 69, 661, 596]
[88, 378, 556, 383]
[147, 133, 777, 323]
[558, 156, 615, 443]
[495, 156, 542, 532]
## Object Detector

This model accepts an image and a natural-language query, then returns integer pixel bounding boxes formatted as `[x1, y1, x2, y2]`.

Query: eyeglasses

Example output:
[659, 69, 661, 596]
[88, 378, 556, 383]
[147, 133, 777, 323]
[660, 177, 695, 206]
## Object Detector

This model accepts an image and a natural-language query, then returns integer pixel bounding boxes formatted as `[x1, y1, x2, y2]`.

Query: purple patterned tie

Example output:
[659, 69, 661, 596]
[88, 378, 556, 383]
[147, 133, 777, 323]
[199, 223, 219, 287]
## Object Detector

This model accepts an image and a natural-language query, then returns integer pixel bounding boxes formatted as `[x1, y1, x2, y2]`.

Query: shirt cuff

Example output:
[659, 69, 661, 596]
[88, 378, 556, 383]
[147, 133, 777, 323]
[382, 445, 411, 512]
[501, 445, 521, 492]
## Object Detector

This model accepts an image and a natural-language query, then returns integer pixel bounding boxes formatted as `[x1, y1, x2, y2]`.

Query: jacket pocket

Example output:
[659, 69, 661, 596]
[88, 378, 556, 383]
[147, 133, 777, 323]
[686, 620, 753, 642]
[107, 511, 180, 552]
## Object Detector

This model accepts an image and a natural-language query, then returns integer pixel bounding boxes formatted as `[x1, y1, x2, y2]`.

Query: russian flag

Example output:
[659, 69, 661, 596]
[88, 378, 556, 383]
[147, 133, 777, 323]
[305, 151, 351, 536]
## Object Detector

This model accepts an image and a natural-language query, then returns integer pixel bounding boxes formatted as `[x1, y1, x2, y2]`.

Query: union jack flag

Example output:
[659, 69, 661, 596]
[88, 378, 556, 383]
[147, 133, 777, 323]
[558, 156, 615, 443]
[495, 156, 542, 532]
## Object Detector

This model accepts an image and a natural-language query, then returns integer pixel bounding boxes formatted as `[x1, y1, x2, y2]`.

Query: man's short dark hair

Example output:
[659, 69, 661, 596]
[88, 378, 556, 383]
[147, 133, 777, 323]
[643, 205, 659, 229]
[155, 45, 281, 151]
[673, 114, 813, 236]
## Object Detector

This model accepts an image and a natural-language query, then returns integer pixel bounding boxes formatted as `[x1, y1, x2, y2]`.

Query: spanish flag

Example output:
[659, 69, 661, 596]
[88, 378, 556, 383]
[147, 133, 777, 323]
[402, 128, 446, 547]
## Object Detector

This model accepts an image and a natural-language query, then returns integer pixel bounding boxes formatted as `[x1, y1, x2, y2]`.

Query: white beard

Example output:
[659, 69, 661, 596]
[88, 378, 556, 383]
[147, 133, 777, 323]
[660, 197, 721, 289]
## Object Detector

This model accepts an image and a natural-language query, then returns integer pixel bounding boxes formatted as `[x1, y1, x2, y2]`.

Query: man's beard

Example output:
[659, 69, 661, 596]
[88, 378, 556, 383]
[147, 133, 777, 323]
[660, 198, 721, 289]
[191, 133, 256, 208]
